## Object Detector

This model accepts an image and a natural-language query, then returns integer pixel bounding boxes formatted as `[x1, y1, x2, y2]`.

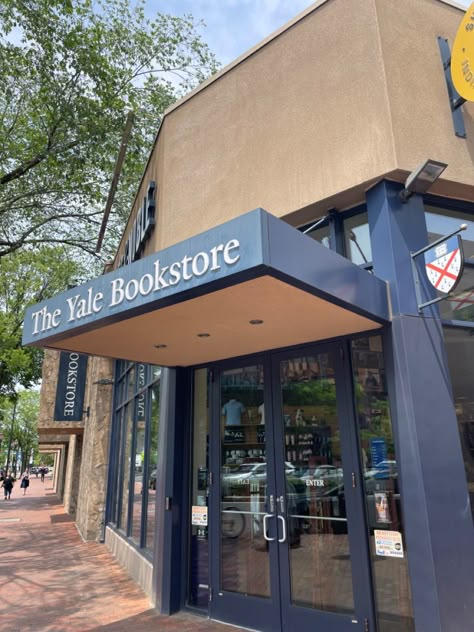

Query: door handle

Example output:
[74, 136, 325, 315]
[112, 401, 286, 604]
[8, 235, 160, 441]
[263, 513, 276, 541]
[277, 515, 287, 543]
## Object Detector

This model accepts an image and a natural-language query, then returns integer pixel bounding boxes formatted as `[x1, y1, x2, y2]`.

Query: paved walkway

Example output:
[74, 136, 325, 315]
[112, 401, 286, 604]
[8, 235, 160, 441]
[0, 476, 246, 631]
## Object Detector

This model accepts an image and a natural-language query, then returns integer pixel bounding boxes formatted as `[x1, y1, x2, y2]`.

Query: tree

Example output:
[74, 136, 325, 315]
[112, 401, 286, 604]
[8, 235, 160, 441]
[0, 390, 39, 473]
[0, 0, 218, 260]
[0, 0, 218, 394]
[0, 246, 85, 396]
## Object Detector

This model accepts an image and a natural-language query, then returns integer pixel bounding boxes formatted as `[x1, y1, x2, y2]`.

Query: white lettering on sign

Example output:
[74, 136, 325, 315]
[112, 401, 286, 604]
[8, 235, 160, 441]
[31, 306, 62, 334]
[306, 479, 325, 487]
[119, 181, 156, 267]
[110, 240, 241, 307]
[30, 238, 241, 334]
[66, 287, 104, 322]
[63, 353, 80, 416]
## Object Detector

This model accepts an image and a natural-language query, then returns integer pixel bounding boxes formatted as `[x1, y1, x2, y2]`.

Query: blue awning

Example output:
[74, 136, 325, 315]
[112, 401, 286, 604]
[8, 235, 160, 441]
[23, 209, 390, 366]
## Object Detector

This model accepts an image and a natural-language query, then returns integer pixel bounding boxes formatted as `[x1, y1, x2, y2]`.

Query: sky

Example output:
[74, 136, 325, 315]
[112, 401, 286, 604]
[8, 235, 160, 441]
[153, 0, 472, 67]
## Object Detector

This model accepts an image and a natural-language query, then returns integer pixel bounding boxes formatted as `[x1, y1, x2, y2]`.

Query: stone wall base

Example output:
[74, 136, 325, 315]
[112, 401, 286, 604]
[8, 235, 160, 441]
[104, 526, 154, 603]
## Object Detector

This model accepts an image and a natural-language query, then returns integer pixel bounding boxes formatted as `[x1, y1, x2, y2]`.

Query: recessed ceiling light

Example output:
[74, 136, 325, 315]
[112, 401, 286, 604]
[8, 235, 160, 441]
[154, 344, 167, 349]
[249, 319, 264, 325]
[197, 333, 210, 338]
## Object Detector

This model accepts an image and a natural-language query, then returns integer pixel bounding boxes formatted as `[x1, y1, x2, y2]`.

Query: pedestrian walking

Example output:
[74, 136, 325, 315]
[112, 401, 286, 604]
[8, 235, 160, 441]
[40, 467, 45, 482]
[20, 473, 30, 496]
[2, 473, 15, 500]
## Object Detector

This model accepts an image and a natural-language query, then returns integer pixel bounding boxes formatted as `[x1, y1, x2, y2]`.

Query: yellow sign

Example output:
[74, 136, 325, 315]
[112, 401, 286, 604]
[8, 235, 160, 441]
[452, 2, 474, 101]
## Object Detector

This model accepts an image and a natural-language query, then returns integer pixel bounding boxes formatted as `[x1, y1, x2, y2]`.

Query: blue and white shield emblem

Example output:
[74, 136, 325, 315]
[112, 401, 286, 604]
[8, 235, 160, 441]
[424, 235, 464, 294]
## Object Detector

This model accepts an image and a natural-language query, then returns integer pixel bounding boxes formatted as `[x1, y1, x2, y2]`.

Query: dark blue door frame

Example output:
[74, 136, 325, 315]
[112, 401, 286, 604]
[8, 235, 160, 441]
[208, 355, 282, 632]
[207, 341, 376, 632]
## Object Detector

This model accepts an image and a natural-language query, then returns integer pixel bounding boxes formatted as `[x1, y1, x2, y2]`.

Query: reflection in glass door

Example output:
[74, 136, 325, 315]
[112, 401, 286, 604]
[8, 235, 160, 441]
[210, 362, 281, 632]
[351, 336, 414, 632]
[209, 348, 375, 632]
[219, 364, 271, 597]
[279, 353, 356, 615]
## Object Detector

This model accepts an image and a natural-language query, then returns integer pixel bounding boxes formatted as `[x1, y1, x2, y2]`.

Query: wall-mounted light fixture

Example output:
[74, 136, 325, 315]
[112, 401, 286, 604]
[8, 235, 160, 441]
[399, 159, 448, 203]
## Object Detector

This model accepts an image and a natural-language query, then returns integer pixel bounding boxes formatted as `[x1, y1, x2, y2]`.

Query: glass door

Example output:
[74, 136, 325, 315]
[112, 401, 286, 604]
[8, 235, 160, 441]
[209, 361, 282, 632]
[273, 347, 375, 631]
[209, 345, 375, 632]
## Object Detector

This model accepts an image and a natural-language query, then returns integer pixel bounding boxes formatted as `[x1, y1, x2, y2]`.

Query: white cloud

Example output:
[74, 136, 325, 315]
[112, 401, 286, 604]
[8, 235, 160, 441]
[148, 0, 311, 64]
[150, 0, 472, 67]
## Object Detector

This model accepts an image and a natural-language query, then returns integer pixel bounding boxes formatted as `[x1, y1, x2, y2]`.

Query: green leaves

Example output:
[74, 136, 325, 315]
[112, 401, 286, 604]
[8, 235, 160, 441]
[0, 0, 218, 260]
[0, 246, 87, 395]
[0, 0, 218, 395]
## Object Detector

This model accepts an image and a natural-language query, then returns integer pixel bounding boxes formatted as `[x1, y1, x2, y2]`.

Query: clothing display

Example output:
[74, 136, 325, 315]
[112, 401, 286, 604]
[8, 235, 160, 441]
[222, 399, 246, 425]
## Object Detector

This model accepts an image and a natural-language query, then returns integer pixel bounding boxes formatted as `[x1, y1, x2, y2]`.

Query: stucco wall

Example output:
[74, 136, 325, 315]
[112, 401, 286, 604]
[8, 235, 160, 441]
[377, 0, 474, 186]
[114, 0, 474, 265]
[116, 0, 395, 260]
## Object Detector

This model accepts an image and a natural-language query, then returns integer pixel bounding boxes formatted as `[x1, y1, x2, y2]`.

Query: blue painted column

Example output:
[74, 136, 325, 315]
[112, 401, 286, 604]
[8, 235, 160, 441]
[153, 367, 190, 613]
[367, 180, 474, 632]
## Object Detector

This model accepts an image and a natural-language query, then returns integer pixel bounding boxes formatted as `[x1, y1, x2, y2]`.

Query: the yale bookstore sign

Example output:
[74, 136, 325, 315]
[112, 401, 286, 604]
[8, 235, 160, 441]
[30, 239, 240, 335]
[54, 352, 88, 421]
[23, 209, 265, 346]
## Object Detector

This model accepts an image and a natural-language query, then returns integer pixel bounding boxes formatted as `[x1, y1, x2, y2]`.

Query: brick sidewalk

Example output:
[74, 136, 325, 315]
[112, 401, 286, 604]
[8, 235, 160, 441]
[0, 476, 247, 631]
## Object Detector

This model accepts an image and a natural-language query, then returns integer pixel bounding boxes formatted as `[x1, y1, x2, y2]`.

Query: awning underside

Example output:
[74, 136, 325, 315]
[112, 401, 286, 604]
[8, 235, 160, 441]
[45, 275, 382, 366]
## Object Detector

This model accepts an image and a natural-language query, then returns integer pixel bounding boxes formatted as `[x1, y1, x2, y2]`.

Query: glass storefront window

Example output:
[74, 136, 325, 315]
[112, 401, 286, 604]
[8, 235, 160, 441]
[188, 368, 210, 609]
[145, 380, 160, 552]
[438, 265, 474, 322]
[119, 405, 133, 531]
[443, 327, 474, 524]
[425, 205, 474, 260]
[304, 222, 331, 249]
[343, 212, 371, 265]
[425, 205, 474, 322]
[280, 353, 355, 614]
[108, 362, 161, 555]
[220, 365, 269, 598]
[131, 423, 146, 544]
[351, 336, 414, 632]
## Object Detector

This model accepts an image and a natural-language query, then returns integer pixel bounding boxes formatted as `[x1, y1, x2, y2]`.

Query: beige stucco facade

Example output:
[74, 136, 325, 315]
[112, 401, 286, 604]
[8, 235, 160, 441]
[115, 0, 473, 266]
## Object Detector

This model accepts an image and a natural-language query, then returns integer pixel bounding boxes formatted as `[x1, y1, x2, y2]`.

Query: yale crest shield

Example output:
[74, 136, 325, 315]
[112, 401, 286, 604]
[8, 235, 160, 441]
[424, 235, 464, 294]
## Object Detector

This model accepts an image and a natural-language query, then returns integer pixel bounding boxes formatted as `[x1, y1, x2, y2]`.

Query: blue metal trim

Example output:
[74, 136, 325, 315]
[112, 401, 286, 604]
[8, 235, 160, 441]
[153, 367, 190, 614]
[384, 315, 474, 631]
[440, 318, 474, 329]
[23, 208, 390, 350]
[263, 211, 389, 323]
[423, 194, 474, 214]
[437, 36, 467, 138]
[367, 180, 439, 317]
[328, 209, 345, 255]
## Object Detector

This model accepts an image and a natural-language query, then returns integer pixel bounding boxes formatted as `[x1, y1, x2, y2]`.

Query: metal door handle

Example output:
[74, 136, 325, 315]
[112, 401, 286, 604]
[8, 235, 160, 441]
[277, 515, 287, 543]
[263, 513, 276, 541]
